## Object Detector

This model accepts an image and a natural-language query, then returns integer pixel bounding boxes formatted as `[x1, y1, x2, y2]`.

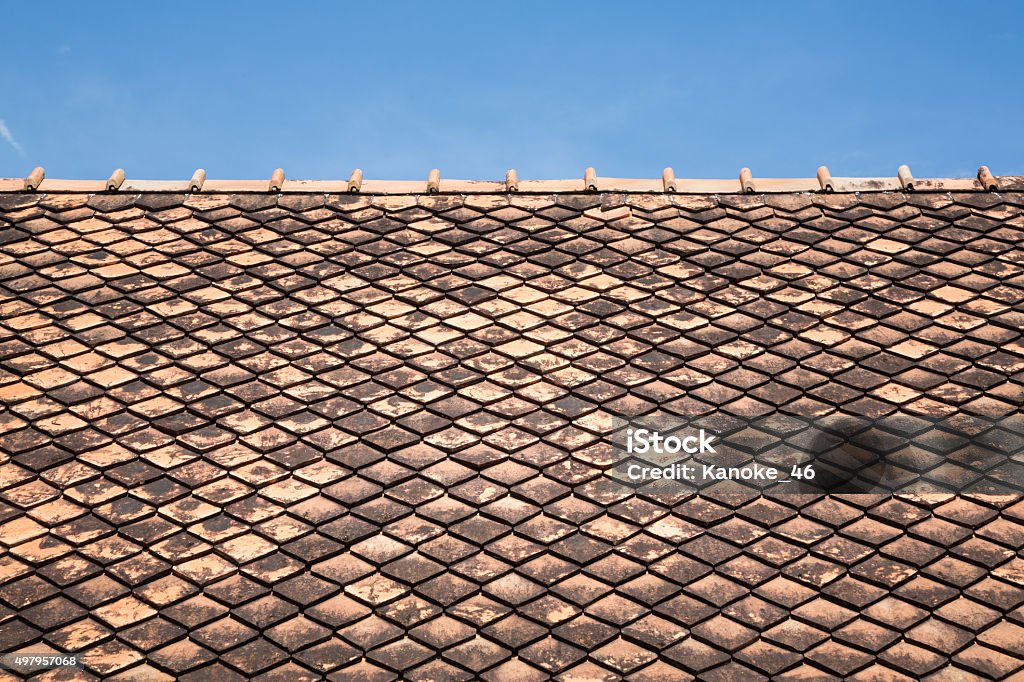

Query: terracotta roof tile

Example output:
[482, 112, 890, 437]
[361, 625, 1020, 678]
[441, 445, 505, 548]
[1, 185, 1024, 679]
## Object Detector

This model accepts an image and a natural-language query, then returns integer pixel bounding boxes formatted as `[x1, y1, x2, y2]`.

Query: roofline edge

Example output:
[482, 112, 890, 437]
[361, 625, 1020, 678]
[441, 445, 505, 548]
[2, 175, 1023, 195]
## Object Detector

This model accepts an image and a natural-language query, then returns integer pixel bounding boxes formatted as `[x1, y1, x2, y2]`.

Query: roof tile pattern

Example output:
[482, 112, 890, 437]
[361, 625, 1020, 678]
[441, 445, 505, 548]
[0, 189, 1023, 680]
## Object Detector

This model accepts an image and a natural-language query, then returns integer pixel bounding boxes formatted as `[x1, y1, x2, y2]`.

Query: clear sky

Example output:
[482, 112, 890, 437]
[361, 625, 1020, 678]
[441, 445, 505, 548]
[3, 2, 1022, 182]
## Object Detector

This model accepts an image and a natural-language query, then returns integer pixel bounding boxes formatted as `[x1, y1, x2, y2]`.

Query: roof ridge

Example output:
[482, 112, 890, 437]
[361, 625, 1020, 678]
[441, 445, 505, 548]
[2, 165, 1019, 195]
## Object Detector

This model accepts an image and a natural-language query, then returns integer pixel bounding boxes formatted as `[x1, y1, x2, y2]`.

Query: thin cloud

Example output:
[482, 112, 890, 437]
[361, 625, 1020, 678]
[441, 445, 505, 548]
[0, 120, 25, 158]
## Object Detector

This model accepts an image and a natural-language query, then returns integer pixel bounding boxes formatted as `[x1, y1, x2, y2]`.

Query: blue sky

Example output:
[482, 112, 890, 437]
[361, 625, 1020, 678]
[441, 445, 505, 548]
[3, 2, 1022, 181]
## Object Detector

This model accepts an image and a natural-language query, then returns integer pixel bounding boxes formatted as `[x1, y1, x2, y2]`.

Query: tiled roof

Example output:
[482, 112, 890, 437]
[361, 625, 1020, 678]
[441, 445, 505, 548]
[1, 182, 1023, 680]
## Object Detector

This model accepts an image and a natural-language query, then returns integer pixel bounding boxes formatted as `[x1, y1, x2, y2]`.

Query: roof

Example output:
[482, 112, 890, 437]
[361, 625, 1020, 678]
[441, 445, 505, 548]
[1, 180, 1023, 680]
